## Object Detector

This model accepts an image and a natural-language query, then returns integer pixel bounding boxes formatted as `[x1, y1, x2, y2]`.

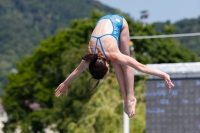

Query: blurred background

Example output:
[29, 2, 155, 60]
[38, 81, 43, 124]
[0, 0, 200, 132]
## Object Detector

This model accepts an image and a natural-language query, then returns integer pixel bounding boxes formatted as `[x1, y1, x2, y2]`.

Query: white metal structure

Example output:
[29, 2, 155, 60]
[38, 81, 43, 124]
[134, 62, 200, 78]
[130, 32, 200, 39]
[0, 103, 7, 133]
[123, 101, 130, 133]
[123, 62, 200, 133]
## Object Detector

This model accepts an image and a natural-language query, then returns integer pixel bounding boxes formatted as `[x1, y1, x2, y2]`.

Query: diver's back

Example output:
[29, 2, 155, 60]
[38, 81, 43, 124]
[89, 14, 124, 57]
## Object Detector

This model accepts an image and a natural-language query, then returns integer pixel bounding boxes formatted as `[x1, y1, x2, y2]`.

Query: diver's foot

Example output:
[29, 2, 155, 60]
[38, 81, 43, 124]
[124, 97, 137, 118]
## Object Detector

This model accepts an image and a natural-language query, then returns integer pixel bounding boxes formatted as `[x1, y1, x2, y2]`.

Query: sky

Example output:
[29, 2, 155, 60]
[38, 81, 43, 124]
[98, 0, 200, 23]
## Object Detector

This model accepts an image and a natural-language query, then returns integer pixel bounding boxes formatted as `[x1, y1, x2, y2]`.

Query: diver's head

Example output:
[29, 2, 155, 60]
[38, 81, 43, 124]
[82, 53, 110, 92]
[89, 57, 109, 79]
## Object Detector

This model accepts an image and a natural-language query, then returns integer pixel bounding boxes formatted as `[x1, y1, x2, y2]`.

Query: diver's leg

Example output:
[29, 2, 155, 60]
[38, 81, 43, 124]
[119, 18, 136, 117]
[112, 62, 135, 117]
[121, 64, 136, 117]
[111, 61, 127, 101]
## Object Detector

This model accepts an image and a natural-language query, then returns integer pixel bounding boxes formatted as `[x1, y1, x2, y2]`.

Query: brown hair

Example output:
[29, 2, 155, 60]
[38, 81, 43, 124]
[82, 53, 109, 92]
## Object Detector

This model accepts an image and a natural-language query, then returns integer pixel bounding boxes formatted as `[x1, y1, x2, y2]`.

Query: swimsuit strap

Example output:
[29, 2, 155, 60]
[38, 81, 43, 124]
[91, 34, 111, 59]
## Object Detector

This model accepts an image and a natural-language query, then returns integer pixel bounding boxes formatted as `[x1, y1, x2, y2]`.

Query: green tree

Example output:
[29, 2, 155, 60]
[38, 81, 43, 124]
[154, 17, 200, 56]
[2, 10, 200, 133]
[174, 17, 200, 56]
[0, 0, 117, 97]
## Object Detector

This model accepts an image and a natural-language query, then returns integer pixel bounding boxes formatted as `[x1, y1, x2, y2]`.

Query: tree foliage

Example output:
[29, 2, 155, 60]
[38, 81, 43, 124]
[0, 0, 117, 96]
[2, 10, 200, 133]
[155, 17, 200, 56]
[174, 17, 200, 56]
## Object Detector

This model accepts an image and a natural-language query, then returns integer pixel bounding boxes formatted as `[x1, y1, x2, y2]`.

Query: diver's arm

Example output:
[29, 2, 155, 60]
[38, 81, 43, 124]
[55, 60, 88, 97]
[109, 53, 174, 91]
[63, 60, 88, 85]
[110, 53, 163, 77]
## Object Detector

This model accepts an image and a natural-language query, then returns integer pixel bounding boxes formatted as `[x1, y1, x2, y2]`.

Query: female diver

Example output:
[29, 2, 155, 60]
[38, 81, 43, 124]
[55, 14, 174, 118]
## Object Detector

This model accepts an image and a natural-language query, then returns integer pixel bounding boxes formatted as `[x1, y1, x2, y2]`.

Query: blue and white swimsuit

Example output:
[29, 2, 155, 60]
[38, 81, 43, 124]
[91, 14, 124, 59]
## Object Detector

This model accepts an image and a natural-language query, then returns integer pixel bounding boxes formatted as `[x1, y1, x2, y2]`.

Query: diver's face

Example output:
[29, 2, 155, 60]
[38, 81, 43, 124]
[104, 61, 110, 78]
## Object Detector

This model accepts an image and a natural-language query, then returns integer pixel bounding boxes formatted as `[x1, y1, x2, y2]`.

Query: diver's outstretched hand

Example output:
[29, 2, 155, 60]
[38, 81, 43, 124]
[55, 83, 68, 97]
[164, 74, 174, 92]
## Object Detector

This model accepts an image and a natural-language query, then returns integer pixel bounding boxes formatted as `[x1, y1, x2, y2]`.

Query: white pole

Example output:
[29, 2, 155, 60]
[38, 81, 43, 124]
[123, 101, 130, 133]
[130, 32, 200, 39]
